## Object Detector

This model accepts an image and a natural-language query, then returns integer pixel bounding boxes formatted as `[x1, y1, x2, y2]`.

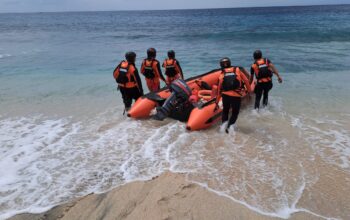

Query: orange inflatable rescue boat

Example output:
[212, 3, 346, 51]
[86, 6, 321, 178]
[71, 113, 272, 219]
[127, 69, 254, 131]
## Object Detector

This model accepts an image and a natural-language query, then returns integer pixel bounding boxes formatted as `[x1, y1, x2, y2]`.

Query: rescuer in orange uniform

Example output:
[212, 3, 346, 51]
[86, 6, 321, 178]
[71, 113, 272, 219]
[113, 51, 143, 113]
[162, 50, 184, 85]
[216, 57, 251, 133]
[250, 50, 282, 109]
[141, 48, 165, 92]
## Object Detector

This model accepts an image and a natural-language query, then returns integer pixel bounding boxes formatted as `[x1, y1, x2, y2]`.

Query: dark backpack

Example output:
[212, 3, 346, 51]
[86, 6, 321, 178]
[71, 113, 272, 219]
[165, 60, 177, 77]
[221, 68, 241, 91]
[256, 59, 273, 79]
[116, 63, 130, 84]
[144, 60, 155, 79]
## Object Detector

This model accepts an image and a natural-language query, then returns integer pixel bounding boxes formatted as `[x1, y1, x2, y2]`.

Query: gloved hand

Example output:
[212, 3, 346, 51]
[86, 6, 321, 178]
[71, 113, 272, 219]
[278, 76, 283, 83]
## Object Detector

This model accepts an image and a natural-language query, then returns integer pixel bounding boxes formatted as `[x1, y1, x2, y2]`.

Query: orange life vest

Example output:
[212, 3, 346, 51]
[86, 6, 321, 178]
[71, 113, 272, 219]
[143, 59, 156, 79]
[221, 67, 242, 92]
[113, 61, 137, 88]
[163, 59, 179, 77]
[253, 58, 273, 83]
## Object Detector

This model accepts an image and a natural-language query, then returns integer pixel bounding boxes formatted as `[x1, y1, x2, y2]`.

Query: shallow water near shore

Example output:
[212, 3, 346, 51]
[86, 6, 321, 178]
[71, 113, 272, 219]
[1, 5, 350, 220]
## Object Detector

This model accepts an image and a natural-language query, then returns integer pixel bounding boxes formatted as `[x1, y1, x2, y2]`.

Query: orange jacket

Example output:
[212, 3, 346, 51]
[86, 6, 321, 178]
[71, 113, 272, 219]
[162, 58, 182, 78]
[216, 67, 251, 101]
[251, 58, 272, 83]
[113, 61, 142, 89]
[141, 59, 165, 81]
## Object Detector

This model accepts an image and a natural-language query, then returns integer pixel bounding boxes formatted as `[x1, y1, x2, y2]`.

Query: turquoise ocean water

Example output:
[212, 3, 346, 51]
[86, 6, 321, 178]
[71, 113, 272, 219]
[1, 5, 350, 219]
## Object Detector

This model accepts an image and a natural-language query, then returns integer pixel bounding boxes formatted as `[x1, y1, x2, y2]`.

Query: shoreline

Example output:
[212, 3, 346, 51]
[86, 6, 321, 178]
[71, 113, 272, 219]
[9, 171, 322, 220]
[1, 4, 348, 14]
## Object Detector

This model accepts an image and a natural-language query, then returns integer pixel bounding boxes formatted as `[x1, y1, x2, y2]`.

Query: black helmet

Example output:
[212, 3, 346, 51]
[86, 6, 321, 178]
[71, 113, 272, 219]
[147, 48, 156, 58]
[125, 51, 136, 63]
[167, 50, 175, 58]
[220, 57, 231, 68]
[253, 50, 262, 60]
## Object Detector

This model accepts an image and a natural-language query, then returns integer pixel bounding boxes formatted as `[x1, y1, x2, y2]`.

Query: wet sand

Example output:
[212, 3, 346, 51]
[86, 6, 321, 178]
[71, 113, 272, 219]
[10, 172, 322, 220]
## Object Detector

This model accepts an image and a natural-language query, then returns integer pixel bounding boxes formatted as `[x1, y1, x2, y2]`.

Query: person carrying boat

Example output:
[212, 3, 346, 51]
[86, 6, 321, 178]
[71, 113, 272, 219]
[141, 48, 166, 92]
[113, 51, 144, 113]
[153, 78, 192, 121]
[162, 50, 184, 85]
[216, 57, 252, 133]
[250, 50, 282, 109]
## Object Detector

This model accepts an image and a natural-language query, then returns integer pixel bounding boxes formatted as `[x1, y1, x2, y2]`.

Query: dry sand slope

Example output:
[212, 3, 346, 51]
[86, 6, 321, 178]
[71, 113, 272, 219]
[10, 172, 321, 220]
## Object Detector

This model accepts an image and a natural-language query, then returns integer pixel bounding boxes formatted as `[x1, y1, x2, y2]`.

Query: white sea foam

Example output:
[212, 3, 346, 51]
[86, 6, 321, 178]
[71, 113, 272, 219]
[219, 121, 228, 133]
[188, 162, 336, 220]
[289, 115, 350, 170]
[0, 54, 11, 59]
[0, 104, 348, 220]
[0, 116, 81, 219]
[247, 96, 284, 118]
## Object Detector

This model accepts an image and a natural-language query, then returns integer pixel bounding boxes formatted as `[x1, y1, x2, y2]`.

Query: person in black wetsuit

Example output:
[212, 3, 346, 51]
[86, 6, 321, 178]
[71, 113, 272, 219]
[250, 50, 283, 109]
[113, 51, 143, 113]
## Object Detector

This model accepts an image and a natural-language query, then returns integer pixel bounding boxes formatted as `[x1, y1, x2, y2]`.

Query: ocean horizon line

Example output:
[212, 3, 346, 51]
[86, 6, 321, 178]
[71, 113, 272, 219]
[0, 3, 349, 15]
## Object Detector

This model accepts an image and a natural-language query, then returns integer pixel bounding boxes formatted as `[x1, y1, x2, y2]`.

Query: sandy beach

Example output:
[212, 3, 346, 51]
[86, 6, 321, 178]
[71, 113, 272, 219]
[10, 172, 322, 220]
[1, 4, 350, 220]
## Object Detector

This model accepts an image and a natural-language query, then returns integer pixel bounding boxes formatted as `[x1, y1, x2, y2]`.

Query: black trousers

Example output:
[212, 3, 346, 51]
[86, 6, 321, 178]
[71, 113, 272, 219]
[254, 81, 273, 109]
[119, 86, 142, 108]
[222, 94, 242, 128]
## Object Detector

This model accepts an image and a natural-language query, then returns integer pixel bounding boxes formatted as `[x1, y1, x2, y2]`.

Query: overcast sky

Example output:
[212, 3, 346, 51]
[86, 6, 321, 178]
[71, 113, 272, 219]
[0, 0, 349, 13]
